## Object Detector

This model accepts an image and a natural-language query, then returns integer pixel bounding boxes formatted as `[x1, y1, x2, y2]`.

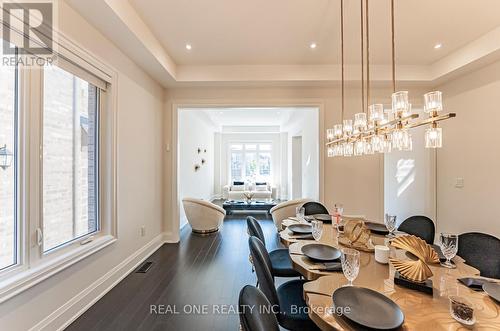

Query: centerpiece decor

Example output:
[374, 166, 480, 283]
[389, 235, 440, 294]
[338, 219, 374, 252]
[243, 191, 254, 203]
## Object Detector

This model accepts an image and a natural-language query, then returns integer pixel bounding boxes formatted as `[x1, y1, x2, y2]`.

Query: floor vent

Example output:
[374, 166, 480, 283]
[136, 261, 153, 273]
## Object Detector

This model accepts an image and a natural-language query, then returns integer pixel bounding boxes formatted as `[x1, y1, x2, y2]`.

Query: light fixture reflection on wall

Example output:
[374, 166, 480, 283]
[0, 144, 13, 170]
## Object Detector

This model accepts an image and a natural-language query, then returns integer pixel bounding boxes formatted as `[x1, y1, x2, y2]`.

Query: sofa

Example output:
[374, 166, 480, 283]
[222, 181, 277, 200]
[182, 198, 226, 235]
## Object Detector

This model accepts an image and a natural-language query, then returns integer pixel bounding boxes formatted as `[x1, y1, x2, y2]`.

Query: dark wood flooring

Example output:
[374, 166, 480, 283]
[66, 213, 281, 331]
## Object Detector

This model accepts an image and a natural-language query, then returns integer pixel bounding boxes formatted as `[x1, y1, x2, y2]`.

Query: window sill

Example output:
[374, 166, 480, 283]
[0, 234, 116, 304]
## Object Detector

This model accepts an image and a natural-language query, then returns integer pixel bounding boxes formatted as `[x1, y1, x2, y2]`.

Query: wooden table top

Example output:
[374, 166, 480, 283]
[279, 219, 500, 330]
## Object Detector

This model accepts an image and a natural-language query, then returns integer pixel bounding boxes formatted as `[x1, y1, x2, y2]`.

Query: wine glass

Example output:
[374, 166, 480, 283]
[296, 207, 305, 222]
[341, 248, 360, 286]
[384, 214, 397, 237]
[312, 220, 324, 241]
[333, 203, 344, 227]
[439, 233, 458, 269]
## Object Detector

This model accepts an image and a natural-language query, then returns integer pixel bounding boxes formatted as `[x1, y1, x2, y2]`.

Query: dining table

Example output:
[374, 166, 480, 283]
[279, 218, 500, 330]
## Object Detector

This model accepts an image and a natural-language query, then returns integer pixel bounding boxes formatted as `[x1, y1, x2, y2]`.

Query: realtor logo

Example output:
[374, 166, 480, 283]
[2, 1, 53, 55]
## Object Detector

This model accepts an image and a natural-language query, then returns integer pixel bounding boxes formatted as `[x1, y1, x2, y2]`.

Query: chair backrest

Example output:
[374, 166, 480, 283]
[238, 285, 280, 331]
[458, 232, 500, 279]
[247, 216, 266, 246]
[302, 201, 329, 216]
[269, 198, 313, 230]
[248, 236, 280, 309]
[398, 215, 435, 244]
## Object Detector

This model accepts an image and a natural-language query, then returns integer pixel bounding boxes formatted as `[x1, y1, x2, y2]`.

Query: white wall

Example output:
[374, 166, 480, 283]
[284, 109, 320, 200]
[384, 108, 436, 227]
[178, 110, 216, 228]
[0, 2, 165, 330]
[436, 60, 500, 238]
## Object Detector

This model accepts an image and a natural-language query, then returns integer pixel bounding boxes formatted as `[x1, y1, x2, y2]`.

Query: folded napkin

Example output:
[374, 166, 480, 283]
[311, 262, 342, 272]
[430, 244, 447, 262]
[458, 278, 491, 291]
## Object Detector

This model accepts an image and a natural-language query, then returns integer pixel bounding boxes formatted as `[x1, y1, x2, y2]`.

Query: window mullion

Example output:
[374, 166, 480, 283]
[26, 65, 44, 266]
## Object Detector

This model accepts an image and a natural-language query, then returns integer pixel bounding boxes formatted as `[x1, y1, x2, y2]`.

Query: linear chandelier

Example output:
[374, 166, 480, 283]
[326, 0, 455, 157]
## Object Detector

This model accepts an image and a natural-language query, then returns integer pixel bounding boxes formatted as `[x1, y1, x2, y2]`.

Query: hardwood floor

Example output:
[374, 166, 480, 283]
[67, 213, 281, 331]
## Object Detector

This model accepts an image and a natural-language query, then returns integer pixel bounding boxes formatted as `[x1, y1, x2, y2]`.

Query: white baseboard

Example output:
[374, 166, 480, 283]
[30, 233, 167, 331]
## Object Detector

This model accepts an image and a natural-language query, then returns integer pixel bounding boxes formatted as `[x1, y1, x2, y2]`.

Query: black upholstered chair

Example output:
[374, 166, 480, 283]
[302, 201, 329, 216]
[248, 236, 320, 331]
[458, 232, 500, 279]
[398, 215, 435, 244]
[247, 216, 300, 278]
[238, 285, 280, 331]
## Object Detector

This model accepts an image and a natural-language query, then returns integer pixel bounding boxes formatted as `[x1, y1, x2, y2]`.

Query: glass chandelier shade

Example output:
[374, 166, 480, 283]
[391, 91, 410, 116]
[354, 112, 368, 130]
[369, 104, 384, 122]
[343, 119, 353, 134]
[364, 138, 374, 155]
[371, 135, 383, 153]
[424, 91, 443, 113]
[326, 129, 334, 141]
[354, 140, 365, 156]
[327, 146, 334, 157]
[333, 124, 343, 137]
[334, 143, 343, 156]
[425, 126, 442, 148]
[392, 129, 412, 151]
[343, 142, 354, 156]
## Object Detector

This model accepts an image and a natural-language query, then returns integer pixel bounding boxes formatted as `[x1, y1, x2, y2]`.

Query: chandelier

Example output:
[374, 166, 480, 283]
[326, 0, 455, 157]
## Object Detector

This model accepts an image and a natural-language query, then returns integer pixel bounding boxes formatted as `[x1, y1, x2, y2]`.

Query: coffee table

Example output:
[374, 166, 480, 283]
[222, 199, 278, 216]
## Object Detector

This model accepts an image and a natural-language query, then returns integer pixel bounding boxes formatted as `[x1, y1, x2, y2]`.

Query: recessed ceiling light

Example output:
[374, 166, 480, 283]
[309, 42, 317, 49]
[434, 43, 442, 49]
[185, 43, 192, 50]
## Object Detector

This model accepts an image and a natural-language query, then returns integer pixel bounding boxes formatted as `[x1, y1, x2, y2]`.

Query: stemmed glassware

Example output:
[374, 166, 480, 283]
[333, 203, 344, 230]
[341, 248, 360, 286]
[384, 213, 397, 237]
[311, 220, 324, 241]
[296, 207, 305, 222]
[439, 233, 458, 269]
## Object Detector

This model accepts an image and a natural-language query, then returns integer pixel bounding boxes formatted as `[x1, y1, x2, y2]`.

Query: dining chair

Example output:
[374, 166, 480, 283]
[301, 201, 329, 216]
[398, 215, 435, 244]
[238, 285, 280, 331]
[246, 216, 300, 278]
[248, 236, 321, 331]
[458, 232, 500, 279]
[269, 198, 313, 231]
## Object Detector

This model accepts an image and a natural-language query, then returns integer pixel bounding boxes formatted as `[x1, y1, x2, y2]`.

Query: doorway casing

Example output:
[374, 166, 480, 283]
[169, 100, 325, 243]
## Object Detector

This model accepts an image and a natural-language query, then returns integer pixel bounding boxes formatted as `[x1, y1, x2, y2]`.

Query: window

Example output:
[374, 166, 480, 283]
[42, 66, 99, 252]
[230, 143, 272, 182]
[0, 31, 116, 302]
[0, 45, 18, 271]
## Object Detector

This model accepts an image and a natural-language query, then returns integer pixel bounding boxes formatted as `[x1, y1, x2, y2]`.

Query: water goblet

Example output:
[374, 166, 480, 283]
[341, 248, 360, 286]
[384, 214, 397, 237]
[439, 233, 458, 269]
[296, 207, 305, 222]
[312, 220, 324, 241]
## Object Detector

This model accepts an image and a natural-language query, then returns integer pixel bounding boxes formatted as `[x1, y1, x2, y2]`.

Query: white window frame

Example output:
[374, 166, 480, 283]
[0, 29, 118, 303]
[229, 142, 273, 183]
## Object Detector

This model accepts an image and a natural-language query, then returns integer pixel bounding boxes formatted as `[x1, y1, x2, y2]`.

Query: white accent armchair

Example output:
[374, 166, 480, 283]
[182, 198, 226, 235]
[269, 198, 313, 231]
